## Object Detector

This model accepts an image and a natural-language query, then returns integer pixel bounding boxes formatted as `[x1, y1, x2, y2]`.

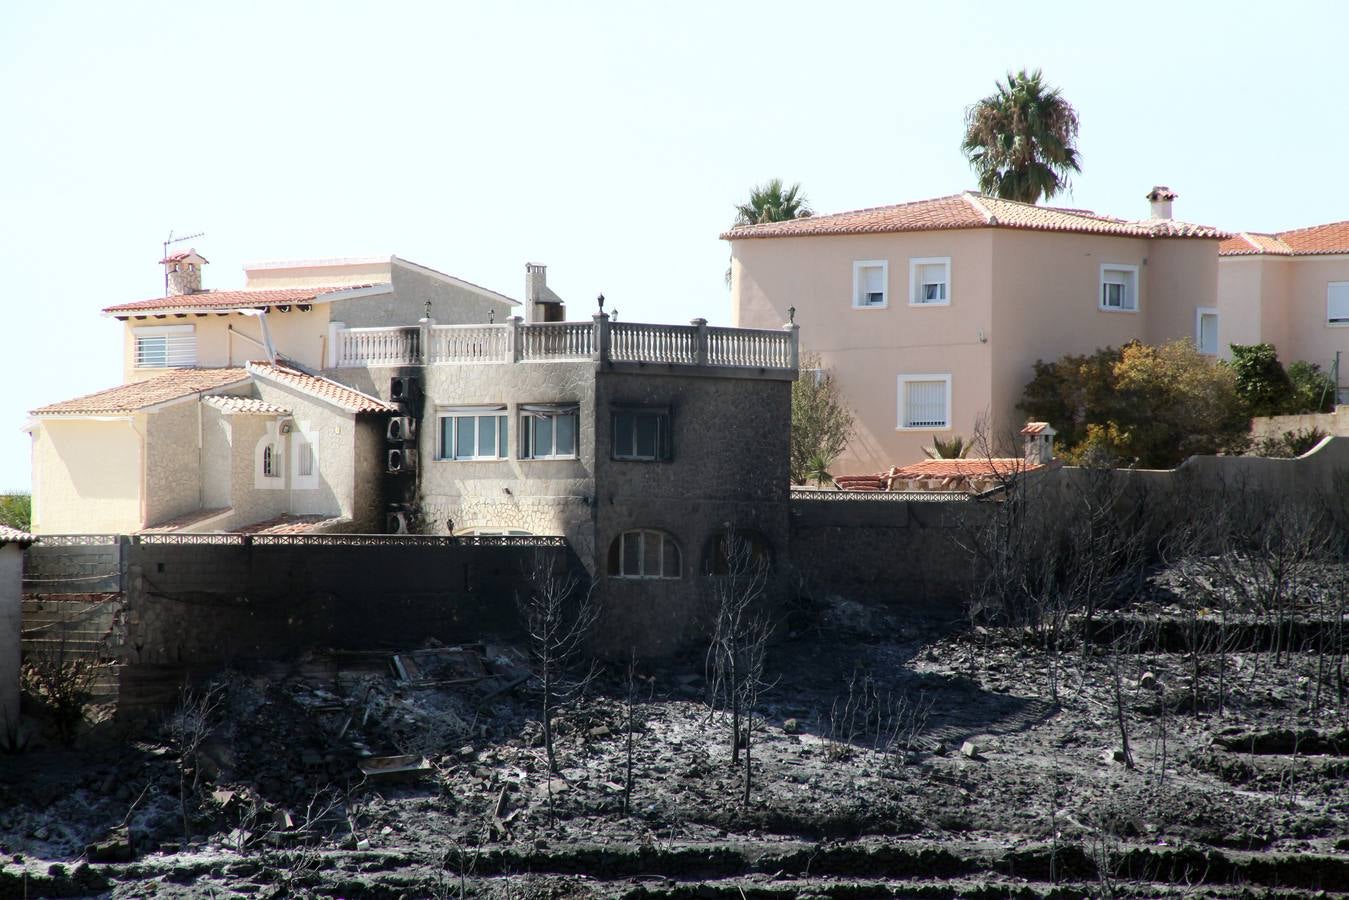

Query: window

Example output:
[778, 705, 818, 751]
[262, 443, 280, 478]
[134, 324, 196, 368]
[1328, 283, 1349, 325]
[612, 408, 671, 461]
[297, 440, 315, 477]
[521, 405, 579, 459]
[1196, 307, 1219, 355]
[703, 530, 773, 576]
[898, 374, 951, 430]
[1099, 264, 1139, 312]
[852, 260, 888, 308]
[607, 530, 681, 579]
[438, 407, 508, 460]
[909, 257, 951, 306]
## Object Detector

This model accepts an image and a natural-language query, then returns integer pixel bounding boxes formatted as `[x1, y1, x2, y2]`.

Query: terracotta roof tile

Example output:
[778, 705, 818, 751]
[202, 396, 291, 415]
[236, 514, 349, 534]
[722, 192, 1228, 241]
[889, 458, 1043, 479]
[139, 508, 233, 533]
[0, 525, 35, 546]
[31, 369, 249, 416]
[1220, 221, 1349, 257]
[247, 361, 398, 414]
[104, 284, 379, 315]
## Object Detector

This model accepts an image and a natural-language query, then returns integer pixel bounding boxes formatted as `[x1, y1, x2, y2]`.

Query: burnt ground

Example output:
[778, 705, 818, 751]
[1, 589, 1347, 898]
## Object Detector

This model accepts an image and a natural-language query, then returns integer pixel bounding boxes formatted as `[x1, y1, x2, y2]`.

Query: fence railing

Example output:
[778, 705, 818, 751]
[327, 315, 798, 375]
[334, 326, 421, 368]
[429, 324, 507, 363]
[520, 322, 594, 360]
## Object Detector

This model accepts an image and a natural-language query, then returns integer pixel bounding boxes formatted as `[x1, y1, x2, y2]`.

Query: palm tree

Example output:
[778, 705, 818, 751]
[962, 69, 1081, 204]
[733, 178, 813, 226]
[728, 179, 813, 286]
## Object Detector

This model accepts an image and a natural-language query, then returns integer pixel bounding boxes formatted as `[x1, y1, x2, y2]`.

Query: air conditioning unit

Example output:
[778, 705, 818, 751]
[387, 447, 418, 474]
[386, 511, 410, 534]
[389, 376, 419, 405]
[387, 416, 417, 443]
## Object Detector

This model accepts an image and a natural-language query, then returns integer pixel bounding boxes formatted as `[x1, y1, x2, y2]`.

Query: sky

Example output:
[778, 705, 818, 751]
[2, 0, 1347, 490]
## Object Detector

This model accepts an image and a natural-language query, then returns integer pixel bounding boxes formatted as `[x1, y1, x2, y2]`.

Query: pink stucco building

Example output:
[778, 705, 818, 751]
[726, 187, 1228, 474]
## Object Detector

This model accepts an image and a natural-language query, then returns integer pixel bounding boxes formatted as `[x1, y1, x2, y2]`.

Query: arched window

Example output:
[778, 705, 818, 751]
[262, 443, 280, 478]
[703, 529, 773, 576]
[607, 530, 681, 579]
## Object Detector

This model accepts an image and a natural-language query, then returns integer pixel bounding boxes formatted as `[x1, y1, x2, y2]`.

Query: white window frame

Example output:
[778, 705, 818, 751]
[612, 408, 671, 461]
[1195, 307, 1219, 355]
[909, 257, 952, 307]
[1099, 264, 1139, 313]
[852, 260, 888, 309]
[133, 323, 197, 368]
[1328, 282, 1349, 326]
[897, 374, 953, 431]
[520, 405, 580, 460]
[437, 406, 509, 461]
[609, 529, 682, 580]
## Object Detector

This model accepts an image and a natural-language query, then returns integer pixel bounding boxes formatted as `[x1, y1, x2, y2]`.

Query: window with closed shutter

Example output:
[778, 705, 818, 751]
[1328, 283, 1349, 324]
[853, 260, 888, 307]
[1197, 309, 1219, 355]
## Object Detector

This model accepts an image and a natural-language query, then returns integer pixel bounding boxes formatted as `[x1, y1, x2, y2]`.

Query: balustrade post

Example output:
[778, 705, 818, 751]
[327, 321, 346, 368]
[690, 318, 708, 366]
[506, 316, 522, 363]
[592, 312, 610, 366]
[784, 320, 800, 370]
[418, 316, 434, 366]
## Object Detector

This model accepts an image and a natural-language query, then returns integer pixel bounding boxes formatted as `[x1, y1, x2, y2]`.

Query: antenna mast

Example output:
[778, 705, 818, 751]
[162, 229, 205, 296]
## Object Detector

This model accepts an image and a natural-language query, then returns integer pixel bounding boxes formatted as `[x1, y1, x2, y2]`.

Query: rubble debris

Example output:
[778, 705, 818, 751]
[358, 754, 433, 781]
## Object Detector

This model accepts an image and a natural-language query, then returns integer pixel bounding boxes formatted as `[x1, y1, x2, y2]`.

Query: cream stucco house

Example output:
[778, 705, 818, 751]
[726, 187, 1229, 473]
[1218, 221, 1349, 399]
[28, 253, 519, 534]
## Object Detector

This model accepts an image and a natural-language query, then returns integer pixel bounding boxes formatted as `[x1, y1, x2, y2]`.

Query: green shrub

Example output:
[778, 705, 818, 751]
[0, 494, 29, 532]
[1286, 361, 1336, 414]
[1252, 427, 1329, 458]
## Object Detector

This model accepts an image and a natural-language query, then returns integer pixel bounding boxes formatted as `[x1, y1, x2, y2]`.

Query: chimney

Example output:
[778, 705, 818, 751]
[1020, 421, 1057, 466]
[1146, 186, 1178, 220]
[524, 262, 565, 323]
[161, 248, 208, 296]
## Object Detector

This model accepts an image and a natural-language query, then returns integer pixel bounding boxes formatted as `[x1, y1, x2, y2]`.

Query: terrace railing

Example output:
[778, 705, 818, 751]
[327, 314, 798, 375]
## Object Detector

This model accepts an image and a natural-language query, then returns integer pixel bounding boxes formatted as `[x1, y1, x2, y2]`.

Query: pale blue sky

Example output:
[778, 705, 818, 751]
[2, 1, 1346, 489]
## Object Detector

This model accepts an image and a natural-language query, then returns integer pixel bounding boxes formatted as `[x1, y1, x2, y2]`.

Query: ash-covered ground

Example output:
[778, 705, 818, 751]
[2, 584, 1347, 898]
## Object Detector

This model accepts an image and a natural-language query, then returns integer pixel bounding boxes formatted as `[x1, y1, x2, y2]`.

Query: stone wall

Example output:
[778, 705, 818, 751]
[23, 540, 124, 594]
[113, 540, 572, 667]
[788, 496, 984, 618]
[0, 544, 22, 733]
[1250, 407, 1349, 441]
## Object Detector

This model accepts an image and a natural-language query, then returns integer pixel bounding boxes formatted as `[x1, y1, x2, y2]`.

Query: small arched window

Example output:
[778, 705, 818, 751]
[262, 443, 280, 478]
[607, 530, 681, 579]
[703, 529, 773, 576]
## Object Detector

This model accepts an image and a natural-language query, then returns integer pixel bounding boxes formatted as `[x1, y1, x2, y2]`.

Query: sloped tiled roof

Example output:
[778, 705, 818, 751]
[31, 369, 249, 416]
[104, 284, 379, 315]
[236, 513, 349, 534]
[721, 192, 1228, 241]
[247, 361, 398, 414]
[0, 525, 35, 546]
[1220, 221, 1349, 257]
[889, 458, 1045, 479]
[139, 508, 233, 533]
[202, 395, 291, 415]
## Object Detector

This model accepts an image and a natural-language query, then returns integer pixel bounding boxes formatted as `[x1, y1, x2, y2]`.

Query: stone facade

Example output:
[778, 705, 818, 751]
[330, 344, 797, 657]
[0, 541, 24, 734]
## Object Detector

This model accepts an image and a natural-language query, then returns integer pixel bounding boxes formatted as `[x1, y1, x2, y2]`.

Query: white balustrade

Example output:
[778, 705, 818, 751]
[519, 322, 593, 360]
[429, 324, 507, 363]
[707, 326, 791, 369]
[335, 326, 420, 367]
[329, 319, 796, 372]
[608, 323, 698, 364]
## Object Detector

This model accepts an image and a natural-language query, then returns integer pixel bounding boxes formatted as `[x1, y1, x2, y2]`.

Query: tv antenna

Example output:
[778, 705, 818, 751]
[162, 230, 205, 295]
